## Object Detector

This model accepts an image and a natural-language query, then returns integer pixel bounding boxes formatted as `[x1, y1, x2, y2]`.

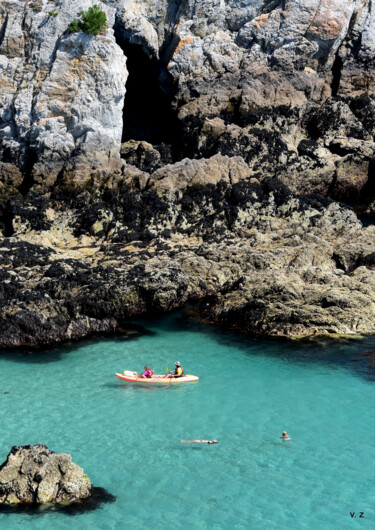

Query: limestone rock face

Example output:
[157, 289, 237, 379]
[0, 1, 127, 189]
[0, 445, 91, 504]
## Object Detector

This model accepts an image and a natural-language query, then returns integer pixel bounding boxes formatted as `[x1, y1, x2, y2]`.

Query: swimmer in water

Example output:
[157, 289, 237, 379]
[181, 440, 218, 444]
[281, 431, 291, 440]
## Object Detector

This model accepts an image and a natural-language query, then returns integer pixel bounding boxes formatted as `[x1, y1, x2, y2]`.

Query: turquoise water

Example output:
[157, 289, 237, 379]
[1, 313, 375, 529]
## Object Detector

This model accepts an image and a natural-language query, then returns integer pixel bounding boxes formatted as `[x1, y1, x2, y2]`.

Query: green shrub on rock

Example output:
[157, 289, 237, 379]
[68, 4, 108, 36]
[68, 20, 82, 33]
[81, 4, 108, 35]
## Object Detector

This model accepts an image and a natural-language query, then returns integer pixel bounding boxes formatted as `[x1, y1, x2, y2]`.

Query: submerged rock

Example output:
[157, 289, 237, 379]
[0, 445, 91, 505]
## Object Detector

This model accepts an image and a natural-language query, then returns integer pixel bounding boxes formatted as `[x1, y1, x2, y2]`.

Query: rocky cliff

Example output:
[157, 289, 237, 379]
[1, 0, 375, 346]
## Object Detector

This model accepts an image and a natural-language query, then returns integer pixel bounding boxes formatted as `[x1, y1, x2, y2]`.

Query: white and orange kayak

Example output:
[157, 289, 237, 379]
[115, 371, 199, 384]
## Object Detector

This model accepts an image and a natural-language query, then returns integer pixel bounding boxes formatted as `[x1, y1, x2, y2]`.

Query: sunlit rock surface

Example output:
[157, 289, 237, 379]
[0, 445, 91, 504]
[0, 1, 127, 190]
[1, 0, 374, 186]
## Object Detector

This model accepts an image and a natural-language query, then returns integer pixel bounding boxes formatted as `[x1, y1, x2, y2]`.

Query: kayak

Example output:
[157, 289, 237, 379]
[115, 372, 199, 383]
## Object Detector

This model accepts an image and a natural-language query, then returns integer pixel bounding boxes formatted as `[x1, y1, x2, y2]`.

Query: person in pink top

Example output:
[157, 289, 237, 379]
[139, 366, 154, 378]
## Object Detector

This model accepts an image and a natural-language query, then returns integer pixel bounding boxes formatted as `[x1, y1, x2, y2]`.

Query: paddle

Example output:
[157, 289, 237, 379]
[164, 365, 173, 380]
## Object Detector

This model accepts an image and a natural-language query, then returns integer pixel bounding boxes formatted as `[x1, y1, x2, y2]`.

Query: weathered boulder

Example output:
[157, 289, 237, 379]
[0, 445, 91, 505]
[120, 140, 162, 173]
[148, 154, 254, 195]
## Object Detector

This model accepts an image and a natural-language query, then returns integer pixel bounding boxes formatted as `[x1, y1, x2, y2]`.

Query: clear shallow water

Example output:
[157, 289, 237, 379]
[1, 313, 375, 529]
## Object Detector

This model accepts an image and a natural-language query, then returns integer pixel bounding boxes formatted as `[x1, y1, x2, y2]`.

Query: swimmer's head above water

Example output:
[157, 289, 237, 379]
[281, 431, 291, 440]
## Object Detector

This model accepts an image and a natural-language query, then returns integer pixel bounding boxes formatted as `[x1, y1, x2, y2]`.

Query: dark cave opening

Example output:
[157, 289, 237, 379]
[115, 36, 183, 159]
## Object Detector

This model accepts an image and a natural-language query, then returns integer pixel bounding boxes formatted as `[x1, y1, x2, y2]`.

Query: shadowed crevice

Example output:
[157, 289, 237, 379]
[331, 53, 343, 97]
[363, 159, 375, 203]
[17, 148, 38, 196]
[0, 201, 14, 237]
[0, 13, 8, 47]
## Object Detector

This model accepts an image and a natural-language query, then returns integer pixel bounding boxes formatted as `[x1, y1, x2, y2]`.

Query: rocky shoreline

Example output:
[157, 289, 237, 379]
[2, 163, 375, 347]
[1, 1, 375, 347]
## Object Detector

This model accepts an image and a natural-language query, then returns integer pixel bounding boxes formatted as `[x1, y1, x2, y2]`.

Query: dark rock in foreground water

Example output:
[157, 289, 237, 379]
[0, 445, 92, 505]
